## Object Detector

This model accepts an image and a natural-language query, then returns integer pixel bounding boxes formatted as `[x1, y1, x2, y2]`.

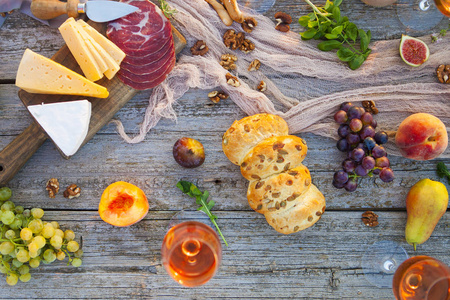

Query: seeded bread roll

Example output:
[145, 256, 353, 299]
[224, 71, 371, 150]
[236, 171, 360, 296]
[247, 164, 311, 214]
[222, 113, 289, 165]
[264, 184, 326, 234]
[240, 135, 307, 181]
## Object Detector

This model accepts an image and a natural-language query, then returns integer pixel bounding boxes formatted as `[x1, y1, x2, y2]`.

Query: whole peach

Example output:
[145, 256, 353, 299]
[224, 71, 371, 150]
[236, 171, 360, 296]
[395, 113, 448, 160]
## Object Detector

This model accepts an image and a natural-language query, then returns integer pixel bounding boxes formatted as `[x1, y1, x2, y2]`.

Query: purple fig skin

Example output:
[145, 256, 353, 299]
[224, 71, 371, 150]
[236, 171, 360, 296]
[173, 137, 205, 168]
[405, 179, 448, 251]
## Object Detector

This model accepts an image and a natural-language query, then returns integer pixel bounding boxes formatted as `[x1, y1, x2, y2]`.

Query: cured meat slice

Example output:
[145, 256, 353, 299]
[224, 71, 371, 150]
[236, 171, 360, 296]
[121, 38, 173, 66]
[117, 57, 176, 90]
[107, 0, 172, 55]
[107, 0, 176, 90]
[120, 47, 175, 75]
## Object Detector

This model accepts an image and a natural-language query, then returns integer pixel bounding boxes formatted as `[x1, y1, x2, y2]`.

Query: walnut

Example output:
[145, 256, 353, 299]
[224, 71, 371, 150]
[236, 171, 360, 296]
[220, 53, 238, 70]
[208, 91, 229, 103]
[190, 40, 209, 56]
[362, 100, 379, 115]
[257, 80, 267, 92]
[248, 59, 261, 72]
[436, 64, 450, 83]
[242, 17, 257, 33]
[223, 30, 245, 50]
[63, 184, 81, 199]
[46, 178, 59, 198]
[274, 12, 292, 32]
[239, 39, 255, 54]
[362, 211, 379, 227]
[226, 73, 240, 87]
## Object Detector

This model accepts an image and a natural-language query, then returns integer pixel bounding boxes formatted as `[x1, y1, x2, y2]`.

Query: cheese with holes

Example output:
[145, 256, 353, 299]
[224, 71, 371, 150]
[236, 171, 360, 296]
[76, 21, 120, 79]
[27, 100, 92, 157]
[15, 49, 109, 98]
[59, 18, 104, 81]
[77, 19, 126, 65]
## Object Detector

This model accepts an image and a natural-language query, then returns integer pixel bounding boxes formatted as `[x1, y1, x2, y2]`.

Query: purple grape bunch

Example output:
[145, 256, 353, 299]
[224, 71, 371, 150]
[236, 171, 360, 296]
[333, 102, 394, 192]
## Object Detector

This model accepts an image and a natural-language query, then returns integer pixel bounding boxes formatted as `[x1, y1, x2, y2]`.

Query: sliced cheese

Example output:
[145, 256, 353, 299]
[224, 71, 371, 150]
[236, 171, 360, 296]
[59, 18, 104, 82]
[75, 21, 120, 79]
[16, 49, 109, 98]
[77, 19, 126, 65]
[27, 100, 92, 157]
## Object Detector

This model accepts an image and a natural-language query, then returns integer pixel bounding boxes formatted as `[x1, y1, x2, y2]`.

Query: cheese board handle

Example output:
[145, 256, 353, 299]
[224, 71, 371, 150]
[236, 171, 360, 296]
[0, 123, 48, 186]
[30, 0, 80, 20]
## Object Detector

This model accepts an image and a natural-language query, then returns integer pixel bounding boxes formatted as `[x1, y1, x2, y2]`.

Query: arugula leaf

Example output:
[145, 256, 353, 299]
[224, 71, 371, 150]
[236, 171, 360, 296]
[436, 162, 450, 184]
[176, 181, 228, 246]
[299, 0, 372, 70]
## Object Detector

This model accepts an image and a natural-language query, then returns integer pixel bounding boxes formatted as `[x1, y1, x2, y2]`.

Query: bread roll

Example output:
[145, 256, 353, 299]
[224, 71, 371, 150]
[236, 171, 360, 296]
[222, 113, 289, 165]
[264, 184, 325, 234]
[222, 113, 326, 234]
[240, 135, 307, 181]
[247, 164, 311, 214]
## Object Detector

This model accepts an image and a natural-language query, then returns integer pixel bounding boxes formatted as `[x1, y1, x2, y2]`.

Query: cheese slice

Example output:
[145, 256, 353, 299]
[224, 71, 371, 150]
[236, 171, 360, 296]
[75, 21, 120, 79]
[16, 49, 109, 98]
[77, 19, 126, 65]
[59, 18, 104, 82]
[27, 100, 92, 157]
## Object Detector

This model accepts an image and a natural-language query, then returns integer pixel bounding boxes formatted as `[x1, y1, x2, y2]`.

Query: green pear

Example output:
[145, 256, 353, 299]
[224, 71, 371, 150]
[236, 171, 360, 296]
[405, 178, 448, 250]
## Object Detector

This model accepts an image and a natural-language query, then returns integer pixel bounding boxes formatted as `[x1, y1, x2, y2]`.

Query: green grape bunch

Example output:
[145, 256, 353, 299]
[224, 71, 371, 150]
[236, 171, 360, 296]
[0, 187, 83, 286]
[299, 0, 372, 70]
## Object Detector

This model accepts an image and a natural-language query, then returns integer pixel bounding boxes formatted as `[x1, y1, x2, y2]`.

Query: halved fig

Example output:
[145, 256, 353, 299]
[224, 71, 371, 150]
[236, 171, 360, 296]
[399, 34, 429, 67]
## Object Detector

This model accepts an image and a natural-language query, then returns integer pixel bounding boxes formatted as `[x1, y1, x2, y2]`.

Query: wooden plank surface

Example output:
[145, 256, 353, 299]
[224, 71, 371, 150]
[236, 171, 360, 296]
[0, 0, 449, 299]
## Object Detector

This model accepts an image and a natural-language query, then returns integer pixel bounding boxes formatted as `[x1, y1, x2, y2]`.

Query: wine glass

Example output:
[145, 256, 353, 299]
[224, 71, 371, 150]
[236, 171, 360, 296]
[161, 211, 222, 287]
[392, 255, 450, 300]
[361, 240, 409, 288]
[396, 0, 446, 31]
[237, 0, 276, 14]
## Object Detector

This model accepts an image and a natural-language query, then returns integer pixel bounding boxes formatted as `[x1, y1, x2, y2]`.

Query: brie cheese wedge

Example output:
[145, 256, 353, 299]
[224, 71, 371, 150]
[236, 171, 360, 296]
[27, 100, 92, 157]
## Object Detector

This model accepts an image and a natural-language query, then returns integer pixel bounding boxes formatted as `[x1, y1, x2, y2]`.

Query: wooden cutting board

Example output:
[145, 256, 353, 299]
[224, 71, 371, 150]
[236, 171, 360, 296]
[0, 22, 186, 185]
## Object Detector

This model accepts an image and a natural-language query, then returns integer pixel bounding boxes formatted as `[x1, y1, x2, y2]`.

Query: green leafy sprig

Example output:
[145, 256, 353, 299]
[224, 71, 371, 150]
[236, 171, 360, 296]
[176, 181, 228, 246]
[158, 0, 177, 18]
[436, 162, 450, 184]
[299, 0, 371, 70]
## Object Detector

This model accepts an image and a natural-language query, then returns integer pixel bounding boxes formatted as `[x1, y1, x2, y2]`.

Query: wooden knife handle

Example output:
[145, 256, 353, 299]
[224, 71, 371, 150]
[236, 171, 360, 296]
[30, 0, 80, 20]
[0, 123, 48, 186]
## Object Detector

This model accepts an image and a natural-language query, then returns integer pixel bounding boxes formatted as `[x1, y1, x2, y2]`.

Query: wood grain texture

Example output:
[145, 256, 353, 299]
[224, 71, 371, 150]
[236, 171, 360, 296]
[0, 0, 449, 298]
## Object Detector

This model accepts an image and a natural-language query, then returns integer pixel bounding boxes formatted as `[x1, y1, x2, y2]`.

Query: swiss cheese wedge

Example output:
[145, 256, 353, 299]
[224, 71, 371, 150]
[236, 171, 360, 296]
[59, 18, 104, 81]
[27, 100, 92, 157]
[15, 49, 109, 98]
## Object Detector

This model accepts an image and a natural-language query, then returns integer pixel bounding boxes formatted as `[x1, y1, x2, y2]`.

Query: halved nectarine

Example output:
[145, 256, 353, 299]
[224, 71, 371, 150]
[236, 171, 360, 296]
[98, 181, 149, 227]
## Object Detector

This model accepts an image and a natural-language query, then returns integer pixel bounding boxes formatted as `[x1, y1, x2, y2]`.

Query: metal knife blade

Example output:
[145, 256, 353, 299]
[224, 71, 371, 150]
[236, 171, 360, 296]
[79, 1, 138, 23]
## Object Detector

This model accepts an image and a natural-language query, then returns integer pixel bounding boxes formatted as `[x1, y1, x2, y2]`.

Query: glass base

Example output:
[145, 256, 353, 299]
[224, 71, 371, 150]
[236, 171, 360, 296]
[237, 0, 276, 14]
[397, 0, 444, 31]
[362, 241, 409, 288]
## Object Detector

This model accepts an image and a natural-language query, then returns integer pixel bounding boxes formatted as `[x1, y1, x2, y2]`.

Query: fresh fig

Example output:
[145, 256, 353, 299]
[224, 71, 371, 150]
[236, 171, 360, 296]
[399, 34, 429, 67]
[173, 137, 205, 168]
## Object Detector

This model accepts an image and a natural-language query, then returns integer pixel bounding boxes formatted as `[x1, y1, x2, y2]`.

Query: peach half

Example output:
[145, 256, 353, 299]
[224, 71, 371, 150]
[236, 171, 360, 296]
[395, 113, 448, 160]
[98, 181, 149, 227]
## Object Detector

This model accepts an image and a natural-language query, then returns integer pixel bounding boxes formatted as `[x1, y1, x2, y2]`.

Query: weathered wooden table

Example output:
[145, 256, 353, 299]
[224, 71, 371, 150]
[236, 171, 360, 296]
[0, 0, 449, 299]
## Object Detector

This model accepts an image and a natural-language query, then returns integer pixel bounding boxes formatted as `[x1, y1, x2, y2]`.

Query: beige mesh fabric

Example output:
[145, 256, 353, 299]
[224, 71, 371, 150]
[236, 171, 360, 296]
[112, 0, 450, 158]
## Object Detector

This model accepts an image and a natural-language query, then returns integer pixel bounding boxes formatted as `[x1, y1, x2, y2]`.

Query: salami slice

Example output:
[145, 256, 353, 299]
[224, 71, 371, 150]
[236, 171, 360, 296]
[107, 0, 172, 54]
[117, 58, 176, 90]
[107, 0, 176, 90]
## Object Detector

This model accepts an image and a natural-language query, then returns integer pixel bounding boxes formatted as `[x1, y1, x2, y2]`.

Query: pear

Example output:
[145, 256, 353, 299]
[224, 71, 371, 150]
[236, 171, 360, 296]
[405, 178, 448, 250]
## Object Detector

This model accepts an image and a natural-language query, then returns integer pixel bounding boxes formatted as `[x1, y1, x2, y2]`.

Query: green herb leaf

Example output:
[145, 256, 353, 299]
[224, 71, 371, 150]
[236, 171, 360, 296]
[325, 33, 338, 40]
[359, 29, 370, 51]
[337, 47, 355, 61]
[346, 23, 358, 42]
[332, 6, 341, 22]
[436, 162, 450, 184]
[334, 0, 343, 6]
[331, 25, 343, 35]
[158, 0, 177, 18]
[176, 181, 228, 246]
[299, 16, 310, 27]
[348, 54, 365, 70]
[318, 40, 342, 51]
[301, 28, 318, 40]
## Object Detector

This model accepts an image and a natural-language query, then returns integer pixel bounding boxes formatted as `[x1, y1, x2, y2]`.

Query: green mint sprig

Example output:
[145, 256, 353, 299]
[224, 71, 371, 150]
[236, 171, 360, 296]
[299, 0, 371, 70]
[158, 0, 177, 18]
[436, 162, 450, 184]
[176, 181, 228, 246]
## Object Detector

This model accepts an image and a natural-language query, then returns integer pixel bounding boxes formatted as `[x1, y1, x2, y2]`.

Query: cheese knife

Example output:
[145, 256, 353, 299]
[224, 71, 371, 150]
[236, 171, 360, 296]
[30, 0, 139, 22]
